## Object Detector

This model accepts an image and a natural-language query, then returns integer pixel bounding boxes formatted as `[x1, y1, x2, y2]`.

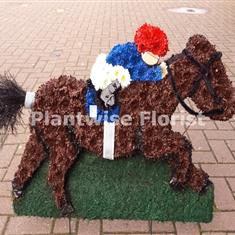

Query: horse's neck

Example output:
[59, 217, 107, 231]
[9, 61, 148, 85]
[119, 51, 195, 117]
[166, 52, 195, 100]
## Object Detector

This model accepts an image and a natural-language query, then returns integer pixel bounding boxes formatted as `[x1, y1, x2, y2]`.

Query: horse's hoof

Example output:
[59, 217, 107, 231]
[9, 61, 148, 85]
[12, 180, 23, 199]
[169, 177, 184, 191]
[12, 189, 23, 199]
[199, 178, 212, 195]
[61, 203, 74, 217]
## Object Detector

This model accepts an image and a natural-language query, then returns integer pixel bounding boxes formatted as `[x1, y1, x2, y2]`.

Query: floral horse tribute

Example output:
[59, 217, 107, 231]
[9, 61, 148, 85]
[0, 23, 234, 216]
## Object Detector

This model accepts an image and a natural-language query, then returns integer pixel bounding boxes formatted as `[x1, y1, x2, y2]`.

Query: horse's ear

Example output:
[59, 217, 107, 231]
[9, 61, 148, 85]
[185, 34, 216, 63]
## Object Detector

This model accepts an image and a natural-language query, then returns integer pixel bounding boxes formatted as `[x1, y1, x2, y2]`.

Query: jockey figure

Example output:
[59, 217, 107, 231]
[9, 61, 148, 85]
[88, 23, 169, 120]
[106, 23, 169, 83]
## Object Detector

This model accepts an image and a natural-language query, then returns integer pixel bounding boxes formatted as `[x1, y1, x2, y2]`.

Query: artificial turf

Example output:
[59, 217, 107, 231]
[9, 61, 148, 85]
[13, 153, 214, 222]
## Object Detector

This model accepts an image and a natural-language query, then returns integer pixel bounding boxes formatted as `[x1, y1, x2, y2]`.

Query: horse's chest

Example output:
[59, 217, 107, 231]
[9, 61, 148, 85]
[76, 122, 136, 160]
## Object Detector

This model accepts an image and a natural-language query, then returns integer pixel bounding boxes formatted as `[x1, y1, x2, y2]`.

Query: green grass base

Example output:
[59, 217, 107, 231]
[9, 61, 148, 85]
[14, 153, 214, 222]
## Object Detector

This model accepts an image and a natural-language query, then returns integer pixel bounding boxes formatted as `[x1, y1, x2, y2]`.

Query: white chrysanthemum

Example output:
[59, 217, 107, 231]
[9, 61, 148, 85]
[160, 62, 168, 78]
[90, 54, 131, 90]
[99, 63, 114, 90]
[90, 54, 109, 90]
[112, 65, 131, 88]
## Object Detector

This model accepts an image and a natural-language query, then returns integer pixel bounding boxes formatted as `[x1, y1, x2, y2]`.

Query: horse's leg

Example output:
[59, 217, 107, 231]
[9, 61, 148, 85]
[186, 163, 211, 193]
[12, 128, 47, 198]
[47, 126, 79, 216]
[142, 125, 209, 192]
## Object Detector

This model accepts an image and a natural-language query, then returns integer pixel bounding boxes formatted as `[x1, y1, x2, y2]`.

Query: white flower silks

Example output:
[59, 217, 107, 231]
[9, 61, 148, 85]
[90, 54, 131, 91]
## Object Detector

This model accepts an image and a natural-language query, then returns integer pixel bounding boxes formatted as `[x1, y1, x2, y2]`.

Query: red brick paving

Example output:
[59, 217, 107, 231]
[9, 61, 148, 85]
[192, 151, 217, 163]
[201, 212, 235, 231]
[201, 164, 235, 177]
[0, 145, 17, 168]
[0, 169, 6, 181]
[227, 140, 235, 151]
[77, 220, 100, 235]
[209, 140, 235, 163]
[0, 182, 11, 198]
[227, 178, 235, 192]
[0, 0, 235, 234]
[152, 221, 175, 233]
[102, 220, 149, 233]
[53, 218, 77, 234]
[175, 222, 200, 235]
[3, 154, 23, 181]
[212, 178, 235, 210]
[188, 130, 210, 151]
[5, 217, 52, 235]
[0, 198, 13, 215]
[0, 217, 7, 235]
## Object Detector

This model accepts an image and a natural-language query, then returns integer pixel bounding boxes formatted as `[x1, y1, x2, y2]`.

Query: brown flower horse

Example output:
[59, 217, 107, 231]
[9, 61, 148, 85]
[0, 35, 234, 216]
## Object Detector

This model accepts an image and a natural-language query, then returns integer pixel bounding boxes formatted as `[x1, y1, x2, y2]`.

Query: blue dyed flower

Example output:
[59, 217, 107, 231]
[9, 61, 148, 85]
[106, 42, 163, 82]
[85, 86, 120, 123]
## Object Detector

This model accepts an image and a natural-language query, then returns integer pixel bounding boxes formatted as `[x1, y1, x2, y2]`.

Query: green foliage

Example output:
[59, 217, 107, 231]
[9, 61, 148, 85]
[14, 153, 213, 222]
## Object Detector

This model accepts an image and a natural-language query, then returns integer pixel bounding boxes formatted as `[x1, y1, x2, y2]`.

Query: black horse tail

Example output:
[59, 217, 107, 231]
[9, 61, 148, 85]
[0, 73, 26, 133]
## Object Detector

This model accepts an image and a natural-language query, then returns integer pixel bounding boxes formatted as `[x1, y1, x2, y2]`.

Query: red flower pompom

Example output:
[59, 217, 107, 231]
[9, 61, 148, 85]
[134, 23, 169, 57]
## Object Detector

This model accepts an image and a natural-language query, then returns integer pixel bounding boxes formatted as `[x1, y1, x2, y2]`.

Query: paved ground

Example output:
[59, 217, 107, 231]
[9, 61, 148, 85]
[0, 0, 235, 234]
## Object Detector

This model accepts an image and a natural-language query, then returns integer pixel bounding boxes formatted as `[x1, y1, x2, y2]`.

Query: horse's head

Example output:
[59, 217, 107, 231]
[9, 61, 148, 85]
[184, 34, 235, 120]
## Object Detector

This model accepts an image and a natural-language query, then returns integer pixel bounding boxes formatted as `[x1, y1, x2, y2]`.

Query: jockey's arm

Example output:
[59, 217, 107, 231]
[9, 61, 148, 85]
[159, 62, 168, 78]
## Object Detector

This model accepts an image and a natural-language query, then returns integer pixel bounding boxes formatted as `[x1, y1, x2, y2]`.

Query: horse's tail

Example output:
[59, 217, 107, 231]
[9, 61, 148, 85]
[0, 73, 27, 133]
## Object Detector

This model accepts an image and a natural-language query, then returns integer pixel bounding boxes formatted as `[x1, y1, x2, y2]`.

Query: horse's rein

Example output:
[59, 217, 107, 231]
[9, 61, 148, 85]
[166, 49, 224, 117]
